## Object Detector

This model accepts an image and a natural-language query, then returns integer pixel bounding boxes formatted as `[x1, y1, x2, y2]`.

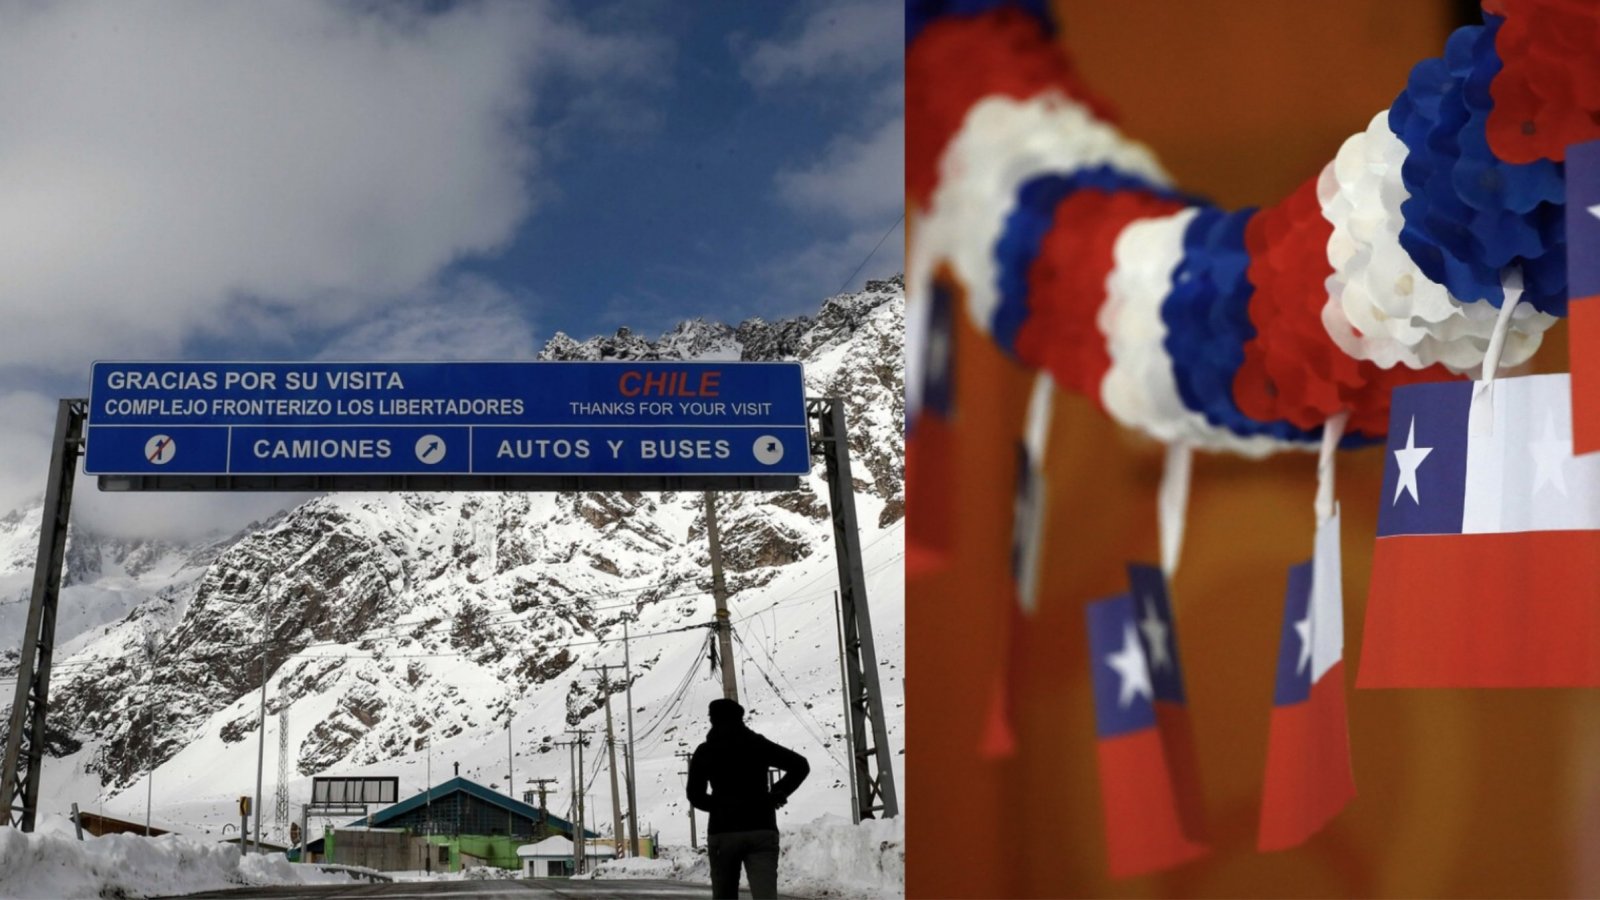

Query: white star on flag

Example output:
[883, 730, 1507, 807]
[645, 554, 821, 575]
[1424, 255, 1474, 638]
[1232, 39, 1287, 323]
[1105, 623, 1154, 708]
[1588, 202, 1600, 223]
[1293, 613, 1312, 675]
[1529, 410, 1569, 497]
[1393, 416, 1433, 506]
[1138, 597, 1171, 672]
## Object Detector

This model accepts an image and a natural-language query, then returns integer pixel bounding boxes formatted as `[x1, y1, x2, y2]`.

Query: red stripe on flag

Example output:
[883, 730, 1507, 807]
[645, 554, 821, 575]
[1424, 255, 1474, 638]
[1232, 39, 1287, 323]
[1572, 298, 1600, 455]
[1154, 702, 1207, 843]
[1358, 532, 1600, 687]
[907, 418, 957, 578]
[1258, 665, 1356, 851]
[1095, 729, 1208, 878]
[980, 598, 1026, 759]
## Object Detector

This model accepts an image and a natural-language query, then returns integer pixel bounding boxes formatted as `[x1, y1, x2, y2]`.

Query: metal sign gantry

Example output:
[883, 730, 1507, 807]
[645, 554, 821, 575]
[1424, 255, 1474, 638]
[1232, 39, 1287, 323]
[1, 392, 898, 831]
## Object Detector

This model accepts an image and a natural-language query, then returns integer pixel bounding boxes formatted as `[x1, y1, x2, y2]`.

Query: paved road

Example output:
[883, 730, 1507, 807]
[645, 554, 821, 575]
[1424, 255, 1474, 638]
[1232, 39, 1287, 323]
[164, 879, 803, 899]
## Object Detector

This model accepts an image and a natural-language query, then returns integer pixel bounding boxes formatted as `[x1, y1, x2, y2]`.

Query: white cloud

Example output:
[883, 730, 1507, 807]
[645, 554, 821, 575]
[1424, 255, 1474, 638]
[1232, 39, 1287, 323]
[316, 276, 539, 361]
[764, 221, 905, 307]
[0, 391, 66, 518]
[736, 0, 902, 87]
[735, 0, 903, 300]
[0, 0, 661, 538]
[776, 112, 904, 225]
[0, 0, 643, 370]
[72, 483, 318, 544]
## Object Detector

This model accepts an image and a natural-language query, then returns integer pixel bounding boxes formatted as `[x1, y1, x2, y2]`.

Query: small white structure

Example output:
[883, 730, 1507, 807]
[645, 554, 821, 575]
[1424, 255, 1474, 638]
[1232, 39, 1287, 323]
[517, 836, 576, 877]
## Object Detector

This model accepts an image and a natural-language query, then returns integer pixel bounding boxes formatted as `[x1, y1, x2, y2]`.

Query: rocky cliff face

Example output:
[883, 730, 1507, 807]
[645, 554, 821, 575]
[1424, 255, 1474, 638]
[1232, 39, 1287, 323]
[4, 278, 905, 841]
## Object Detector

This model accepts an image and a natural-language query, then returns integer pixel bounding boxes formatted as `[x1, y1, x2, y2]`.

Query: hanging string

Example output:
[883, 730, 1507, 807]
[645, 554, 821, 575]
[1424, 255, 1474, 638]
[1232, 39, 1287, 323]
[1471, 269, 1526, 437]
[1158, 443, 1192, 577]
[1314, 412, 1349, 526]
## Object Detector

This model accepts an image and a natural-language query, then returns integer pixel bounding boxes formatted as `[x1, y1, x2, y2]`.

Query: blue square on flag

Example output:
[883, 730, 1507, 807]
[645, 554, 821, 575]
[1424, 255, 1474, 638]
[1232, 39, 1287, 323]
[1086, 594, 1156, 737]
[1567, 140, 1600, 300]
[1126, 564, 1185, 704]
[1271, 562, 1313, 707]
[923, 279, 957, 418]
[1377, 381, 1471, 538]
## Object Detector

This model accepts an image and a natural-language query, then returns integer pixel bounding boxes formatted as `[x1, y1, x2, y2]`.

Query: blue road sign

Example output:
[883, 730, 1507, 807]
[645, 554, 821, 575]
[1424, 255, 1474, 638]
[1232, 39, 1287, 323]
[85, 362, 809, 477]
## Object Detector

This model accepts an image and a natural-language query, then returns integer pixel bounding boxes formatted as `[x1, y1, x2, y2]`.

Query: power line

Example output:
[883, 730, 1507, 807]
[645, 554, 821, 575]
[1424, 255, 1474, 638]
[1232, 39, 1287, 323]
[629, 633, 710, 753]
[833, 214, 905, 298]
[730, 628, 847, 773]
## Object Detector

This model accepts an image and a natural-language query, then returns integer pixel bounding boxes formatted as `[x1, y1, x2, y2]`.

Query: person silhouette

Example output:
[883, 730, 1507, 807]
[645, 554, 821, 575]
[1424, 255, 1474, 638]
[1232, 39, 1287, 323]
[687, 698, 809, 900]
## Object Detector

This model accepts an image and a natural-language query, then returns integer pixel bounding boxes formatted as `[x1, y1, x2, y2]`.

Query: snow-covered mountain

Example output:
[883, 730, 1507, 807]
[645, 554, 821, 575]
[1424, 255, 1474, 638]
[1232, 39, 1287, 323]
[1, 277, 905, 847]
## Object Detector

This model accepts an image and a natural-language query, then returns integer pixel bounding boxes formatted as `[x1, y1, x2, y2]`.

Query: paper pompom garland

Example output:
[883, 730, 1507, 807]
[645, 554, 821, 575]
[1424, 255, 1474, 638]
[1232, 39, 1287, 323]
[1236, 176, 1453, 438]
[1098, 209, 1292, 457]
[1161, 205, 1318, 444]
[997, 168, 1193, 403]
[907, 1, 1587, 454]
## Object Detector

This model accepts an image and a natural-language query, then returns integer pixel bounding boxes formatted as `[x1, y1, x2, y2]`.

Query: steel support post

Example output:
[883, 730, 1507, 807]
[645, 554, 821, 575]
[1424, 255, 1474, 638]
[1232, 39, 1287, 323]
[1, 399, 86, 831]
[806, 397, 899, 819]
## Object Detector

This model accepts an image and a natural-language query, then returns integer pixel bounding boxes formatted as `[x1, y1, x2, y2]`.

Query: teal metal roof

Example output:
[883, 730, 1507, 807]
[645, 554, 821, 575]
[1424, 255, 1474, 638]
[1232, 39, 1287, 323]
[344, 776, 597, 838]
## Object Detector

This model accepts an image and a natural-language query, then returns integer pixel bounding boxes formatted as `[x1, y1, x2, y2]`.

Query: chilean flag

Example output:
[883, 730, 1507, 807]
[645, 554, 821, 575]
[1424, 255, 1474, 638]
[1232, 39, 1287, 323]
[1359, 373, 1600, 687]
[1258, 512, 1355, 851]
[1086, 593, 1207, 878]
[1126, 563, 1206, 842]
[982, 377, 1051, 758]
[978, 440, 1039, 758]
[907, 276, 959, 577]
[1568, 139, 1600, 455]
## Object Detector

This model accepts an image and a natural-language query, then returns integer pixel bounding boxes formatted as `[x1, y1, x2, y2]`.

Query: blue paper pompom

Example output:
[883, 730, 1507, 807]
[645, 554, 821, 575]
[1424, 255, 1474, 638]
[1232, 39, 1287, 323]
[1390, 16, 1568, 316]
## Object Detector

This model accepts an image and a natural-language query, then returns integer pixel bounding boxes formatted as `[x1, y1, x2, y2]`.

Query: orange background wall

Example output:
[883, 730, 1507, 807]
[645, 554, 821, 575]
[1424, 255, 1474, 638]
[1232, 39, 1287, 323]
[906, 2, 1594, 897]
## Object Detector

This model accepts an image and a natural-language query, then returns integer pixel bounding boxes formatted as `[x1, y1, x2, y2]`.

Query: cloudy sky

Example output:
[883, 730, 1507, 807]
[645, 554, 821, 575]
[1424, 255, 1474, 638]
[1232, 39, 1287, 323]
[0, 0, 903, 537]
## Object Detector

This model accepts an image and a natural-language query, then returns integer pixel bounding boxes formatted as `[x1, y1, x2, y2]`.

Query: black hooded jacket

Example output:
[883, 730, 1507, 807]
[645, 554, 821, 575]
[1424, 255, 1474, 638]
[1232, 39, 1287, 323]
[686, 723, 809, 834]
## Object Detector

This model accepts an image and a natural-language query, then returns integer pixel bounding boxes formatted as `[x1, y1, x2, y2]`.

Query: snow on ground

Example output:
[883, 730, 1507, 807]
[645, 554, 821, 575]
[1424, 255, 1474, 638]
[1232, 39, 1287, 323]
[589, 815, 903, 900]
[591, 854, 682, 879]
[0, 816, 358, 900]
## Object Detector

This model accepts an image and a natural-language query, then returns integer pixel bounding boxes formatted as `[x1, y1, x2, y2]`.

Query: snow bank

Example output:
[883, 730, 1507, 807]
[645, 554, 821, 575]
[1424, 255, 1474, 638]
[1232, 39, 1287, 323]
[778, 815, 903, 900]
[0, 820, 357, 899]
[594, 815, 903, 900]
[590, 855, 679, 880]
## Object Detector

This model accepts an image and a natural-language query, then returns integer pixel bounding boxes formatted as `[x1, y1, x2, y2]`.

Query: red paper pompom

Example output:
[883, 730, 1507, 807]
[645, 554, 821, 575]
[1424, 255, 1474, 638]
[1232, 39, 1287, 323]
[907, 8, 1117, 209]
[1234, 176, 1456, 438]
[1486, 0, 1600, 164]
[1015, 189, 1187, 404]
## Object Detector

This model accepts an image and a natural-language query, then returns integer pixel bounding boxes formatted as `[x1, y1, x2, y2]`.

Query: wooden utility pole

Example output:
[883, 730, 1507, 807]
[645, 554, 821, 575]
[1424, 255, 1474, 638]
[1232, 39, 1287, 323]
[564, 729, 590, 873]
[584, 666, 626, 860]
[528, 777, 556, 836]
[558, 741, 575, 840]
[677, 750, 698, 850]
[505, 704, 514, 838]
[702, 492, 738, 702]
